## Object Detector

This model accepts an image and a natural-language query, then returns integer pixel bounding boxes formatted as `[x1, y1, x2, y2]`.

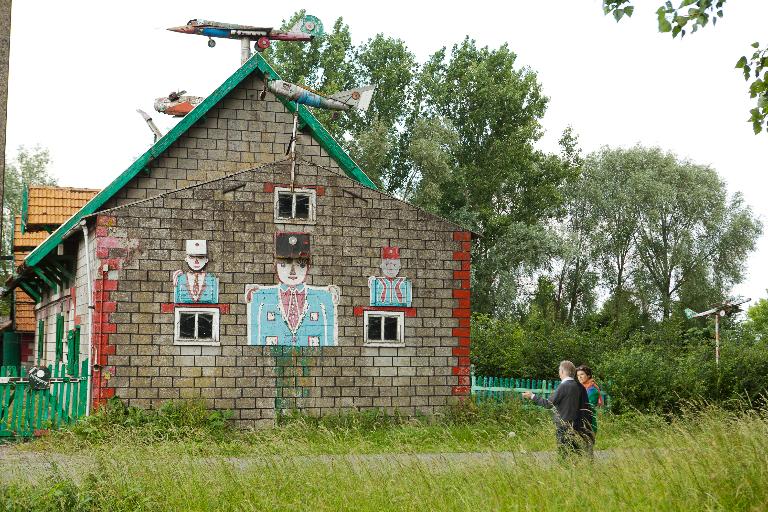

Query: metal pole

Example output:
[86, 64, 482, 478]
[240, 38, 252, 65]
[289, 106, 298, 191]
[715, 313, 720, 366]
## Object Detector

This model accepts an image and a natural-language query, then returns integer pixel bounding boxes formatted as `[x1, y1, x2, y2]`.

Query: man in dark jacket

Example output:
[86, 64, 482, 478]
[522, 360, 594, 457]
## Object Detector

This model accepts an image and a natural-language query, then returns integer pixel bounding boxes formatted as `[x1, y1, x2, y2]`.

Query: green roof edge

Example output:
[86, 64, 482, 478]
[23, 53, 376, 269]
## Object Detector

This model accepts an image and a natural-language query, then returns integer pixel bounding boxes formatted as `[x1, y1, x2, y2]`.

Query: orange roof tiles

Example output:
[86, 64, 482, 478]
[26, 186, 99, 227]
[13, 215, 49, 250]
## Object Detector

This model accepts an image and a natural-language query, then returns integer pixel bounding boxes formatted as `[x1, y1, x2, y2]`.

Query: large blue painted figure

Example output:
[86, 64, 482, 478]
[173, 240, 219, 303]
[246, 233, 339, 347]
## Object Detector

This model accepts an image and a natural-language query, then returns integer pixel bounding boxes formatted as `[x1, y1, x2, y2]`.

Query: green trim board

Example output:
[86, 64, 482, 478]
[20, 185, 28, 234]
[21, 53, 376, 271]
[37, 319, 44, 363]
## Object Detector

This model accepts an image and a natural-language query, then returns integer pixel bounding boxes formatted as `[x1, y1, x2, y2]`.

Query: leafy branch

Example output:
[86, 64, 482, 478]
[603, 0, 768, 134]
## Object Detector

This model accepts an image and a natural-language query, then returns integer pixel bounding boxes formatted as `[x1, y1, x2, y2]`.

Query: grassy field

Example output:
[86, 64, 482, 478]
[1, 399, 766, 511]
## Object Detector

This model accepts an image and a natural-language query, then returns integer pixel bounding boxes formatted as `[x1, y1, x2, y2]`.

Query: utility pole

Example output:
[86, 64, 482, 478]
[0, 0, 11, 261]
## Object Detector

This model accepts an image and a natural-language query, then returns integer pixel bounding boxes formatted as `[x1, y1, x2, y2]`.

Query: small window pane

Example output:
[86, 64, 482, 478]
[295, 194, 310, 219]
[277, 193, 293, 218]
[368, 316, 382, 340]
[197, 314, 213, 339]
[383, 317, 399, 341]
[179, 313, 196, 338]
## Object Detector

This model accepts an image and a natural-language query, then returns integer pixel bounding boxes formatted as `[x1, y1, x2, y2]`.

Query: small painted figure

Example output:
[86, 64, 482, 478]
[174, 240, 219, 303]
[246, 233, 339, 347]
[368, 246, 412, 307]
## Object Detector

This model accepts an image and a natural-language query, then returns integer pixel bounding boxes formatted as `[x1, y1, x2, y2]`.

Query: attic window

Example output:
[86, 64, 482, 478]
[274, 188, 316, 224]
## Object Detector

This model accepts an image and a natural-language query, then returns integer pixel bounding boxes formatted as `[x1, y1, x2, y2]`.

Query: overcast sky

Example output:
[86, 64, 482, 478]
[6, 1, 767, 304]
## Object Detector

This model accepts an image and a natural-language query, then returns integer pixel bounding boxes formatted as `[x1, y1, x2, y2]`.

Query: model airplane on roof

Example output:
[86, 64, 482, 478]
[684, 297, 750, 319]
[167, 14, 323, 52]
[266, 80, 375, 113]
[154, 91, 204, 117]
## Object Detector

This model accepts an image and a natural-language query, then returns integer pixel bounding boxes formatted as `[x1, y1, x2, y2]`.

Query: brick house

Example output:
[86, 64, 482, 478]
[3, 186, 98, 366]
[3, 54, 472, 427]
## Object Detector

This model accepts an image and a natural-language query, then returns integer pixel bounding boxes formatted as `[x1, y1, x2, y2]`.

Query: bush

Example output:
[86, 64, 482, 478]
[471, 314, 768, 414]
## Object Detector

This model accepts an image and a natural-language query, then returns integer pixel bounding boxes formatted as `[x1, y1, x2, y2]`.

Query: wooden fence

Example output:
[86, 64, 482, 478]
[471, 372, 612, 409]
[0, 359, 90, 438]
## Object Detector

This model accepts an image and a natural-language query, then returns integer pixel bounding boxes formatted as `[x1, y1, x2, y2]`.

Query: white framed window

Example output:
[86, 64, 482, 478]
[364, 310, 405, 347]
[174, 307, 220, 346]
[274, 187, 316, 224]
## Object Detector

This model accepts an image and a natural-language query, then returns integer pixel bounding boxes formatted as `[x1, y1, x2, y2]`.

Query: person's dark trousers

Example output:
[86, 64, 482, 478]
[556, 427, 593, 460]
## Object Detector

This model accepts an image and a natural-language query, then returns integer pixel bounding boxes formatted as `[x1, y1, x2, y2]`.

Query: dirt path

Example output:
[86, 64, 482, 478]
[0, 444, 616, 483]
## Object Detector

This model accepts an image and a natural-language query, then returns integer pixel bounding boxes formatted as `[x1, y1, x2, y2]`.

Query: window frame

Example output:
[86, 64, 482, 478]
[363, 310, 405, 347]
[273, 187, 316, 224]
[173, 307, 220, 346]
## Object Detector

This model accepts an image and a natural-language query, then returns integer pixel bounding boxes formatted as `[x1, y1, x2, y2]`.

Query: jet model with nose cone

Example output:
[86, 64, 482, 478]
[167, 15, 323, 52]
[266, 80, 375, 113]
[154, 91, 204, 117]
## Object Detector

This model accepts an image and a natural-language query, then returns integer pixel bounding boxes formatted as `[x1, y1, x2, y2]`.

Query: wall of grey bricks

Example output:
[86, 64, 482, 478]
[99, 161, 467, 427]
[29, 65, 469, 426]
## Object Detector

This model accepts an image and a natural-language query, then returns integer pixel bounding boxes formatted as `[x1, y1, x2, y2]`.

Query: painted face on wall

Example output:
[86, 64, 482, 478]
[380, 258, 401, 279]
[185, 255, 209, 272]
[276, 258, 309, 286]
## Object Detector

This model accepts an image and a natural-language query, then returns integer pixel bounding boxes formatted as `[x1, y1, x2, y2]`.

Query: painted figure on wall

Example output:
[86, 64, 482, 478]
[246, 233, 339, 347]
[174, 240, 219, 303]
[369, 246, 412, 307]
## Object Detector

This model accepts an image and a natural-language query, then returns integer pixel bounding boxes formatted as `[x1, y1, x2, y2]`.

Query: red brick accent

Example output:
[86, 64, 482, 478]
[452, 385, 470, 395]
[451, 230, 472, 397]
[452, 289, 470, 299]
[452, 346, 470, 357]
[353, 306, 417, 317]
[161, 303, 230, 314]
[453, 231, 471, 241]
[452, 327, 470, 337]
[264, 182, 325, 196]
[91, 214, 126, 411]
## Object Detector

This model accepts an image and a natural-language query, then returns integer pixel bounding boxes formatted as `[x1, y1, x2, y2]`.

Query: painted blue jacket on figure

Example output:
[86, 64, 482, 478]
[247, 283, 338, 347]
[174, 271, 219, 303]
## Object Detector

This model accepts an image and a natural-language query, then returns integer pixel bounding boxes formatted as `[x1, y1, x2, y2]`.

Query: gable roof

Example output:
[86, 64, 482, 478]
[20, 53, 376, 270]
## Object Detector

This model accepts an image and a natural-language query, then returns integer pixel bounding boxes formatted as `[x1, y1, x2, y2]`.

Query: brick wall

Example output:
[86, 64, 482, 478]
[99, 163, 469, 427]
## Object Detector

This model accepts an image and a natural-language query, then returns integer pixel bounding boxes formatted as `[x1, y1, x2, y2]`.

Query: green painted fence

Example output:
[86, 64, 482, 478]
[471, 372, 612, 409]
[0, 359, 90, 438]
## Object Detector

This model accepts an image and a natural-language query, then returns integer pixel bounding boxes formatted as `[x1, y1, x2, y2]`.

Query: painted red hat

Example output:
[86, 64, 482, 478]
[381, 246, 400, 260]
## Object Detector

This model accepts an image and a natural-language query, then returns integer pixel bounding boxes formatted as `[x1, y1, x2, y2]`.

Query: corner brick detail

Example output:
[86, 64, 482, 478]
[451, 230, 472, 396]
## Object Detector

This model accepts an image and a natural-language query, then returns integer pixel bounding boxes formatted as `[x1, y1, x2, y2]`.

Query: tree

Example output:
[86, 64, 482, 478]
[583, 147, 644, 324]
[601, 0, 768, 134]
[2, 145, 56, 268]
[629, 148, 761, 318]
[409, 38, 570, 314]
[745, 295, 768, 340]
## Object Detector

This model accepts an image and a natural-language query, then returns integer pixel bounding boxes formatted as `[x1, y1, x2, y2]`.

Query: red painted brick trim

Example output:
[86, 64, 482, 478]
[353, 306, 417, 317]
[453, 232, 471, 241]
[161, 303, 231, 314]
[451, 230, 472, 397]
[264, 182, 326, 196]
[452, 385, 470, 395]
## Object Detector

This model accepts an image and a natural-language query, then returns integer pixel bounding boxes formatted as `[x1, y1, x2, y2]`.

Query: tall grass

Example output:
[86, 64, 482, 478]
[2, 406, 767, 511]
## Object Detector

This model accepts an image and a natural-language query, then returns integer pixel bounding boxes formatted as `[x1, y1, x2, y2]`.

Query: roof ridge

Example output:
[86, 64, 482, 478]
[20, 53, 375, 269]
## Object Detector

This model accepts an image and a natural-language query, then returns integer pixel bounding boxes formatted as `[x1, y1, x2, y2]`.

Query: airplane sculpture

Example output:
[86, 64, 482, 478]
[266, 80, 375, 113]
[684, 298, 750, 320]
[167, 15, 323, 52]
[685, 297, 750, 365]
[154, 91, 204, 117]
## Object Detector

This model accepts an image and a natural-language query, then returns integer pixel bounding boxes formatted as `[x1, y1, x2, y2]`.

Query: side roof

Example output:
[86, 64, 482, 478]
[22, 53, 376, 269]
[24, 186, 100, 228]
